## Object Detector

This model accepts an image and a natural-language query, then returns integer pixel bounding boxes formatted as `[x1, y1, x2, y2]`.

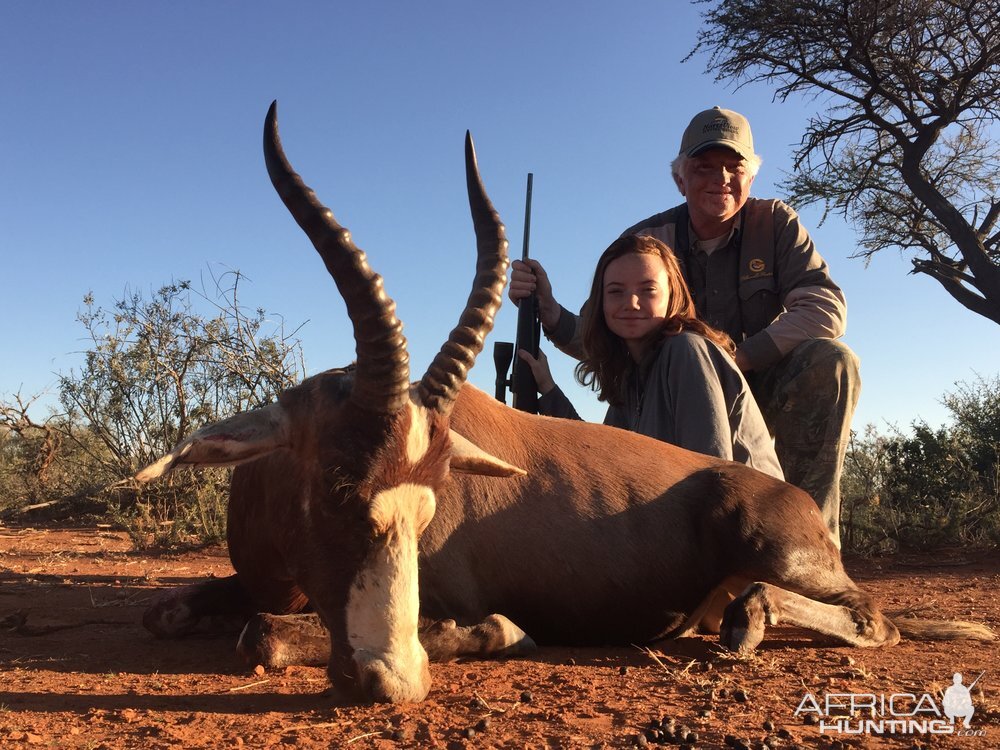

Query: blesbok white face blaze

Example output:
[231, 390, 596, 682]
[404, 401, 431, 465]
[347, 481, 436, 701]
[345, 402, 437, 702]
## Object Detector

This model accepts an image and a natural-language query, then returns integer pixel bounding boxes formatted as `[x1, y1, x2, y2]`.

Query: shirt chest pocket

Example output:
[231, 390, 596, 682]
[738, 275, 780, 335]
[739, 274, 776, 300]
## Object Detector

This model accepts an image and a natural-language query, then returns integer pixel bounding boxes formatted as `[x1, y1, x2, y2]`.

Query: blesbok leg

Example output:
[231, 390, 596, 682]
[672, 577, 750, 638]
[720, 583, 900, 653]
[237, 612, 536, 669]
[419, 614, 536, 661]
[143, 575, 256, 638]
[237, 612, 329, 668]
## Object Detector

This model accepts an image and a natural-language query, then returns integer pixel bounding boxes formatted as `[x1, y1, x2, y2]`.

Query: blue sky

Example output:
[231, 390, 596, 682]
[2, 1, 998, 432]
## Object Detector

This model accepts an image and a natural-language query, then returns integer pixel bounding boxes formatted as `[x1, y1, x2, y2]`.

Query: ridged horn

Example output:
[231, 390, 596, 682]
[263, 101, 409, 415]
[417, 132, 509, 414]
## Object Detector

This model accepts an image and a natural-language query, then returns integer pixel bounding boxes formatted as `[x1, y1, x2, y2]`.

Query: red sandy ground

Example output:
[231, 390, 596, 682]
[0, 523, 997, 749]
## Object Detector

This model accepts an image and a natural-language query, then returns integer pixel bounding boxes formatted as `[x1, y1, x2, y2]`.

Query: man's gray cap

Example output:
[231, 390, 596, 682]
[679, 106, 755, 160]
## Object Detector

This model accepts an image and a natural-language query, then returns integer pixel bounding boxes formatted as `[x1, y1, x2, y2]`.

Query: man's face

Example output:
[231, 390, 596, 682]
[675, 147, 754, 234]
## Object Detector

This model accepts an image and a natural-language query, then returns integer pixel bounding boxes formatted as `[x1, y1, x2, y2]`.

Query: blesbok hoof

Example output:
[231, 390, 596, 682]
[237, 613, 330, 668]
[143, 589, 198, 639]
[483, 614, 537, 656]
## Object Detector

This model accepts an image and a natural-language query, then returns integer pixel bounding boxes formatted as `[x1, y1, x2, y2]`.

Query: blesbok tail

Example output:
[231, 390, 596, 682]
[889, 614, 996, 642]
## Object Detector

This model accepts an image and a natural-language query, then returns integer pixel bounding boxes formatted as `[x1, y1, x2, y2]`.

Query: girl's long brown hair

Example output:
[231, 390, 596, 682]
[575, 234, 735, 406]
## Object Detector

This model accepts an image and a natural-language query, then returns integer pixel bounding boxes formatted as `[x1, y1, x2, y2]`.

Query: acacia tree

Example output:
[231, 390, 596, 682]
[692, 0, 1000, 324]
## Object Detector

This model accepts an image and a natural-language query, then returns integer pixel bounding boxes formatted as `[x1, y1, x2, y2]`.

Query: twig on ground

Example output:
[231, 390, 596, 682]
[16, 501, 59, 514]
[226, 679, 270, 692]
[473, 690, 496, 711]
[636, 645, 677, 676]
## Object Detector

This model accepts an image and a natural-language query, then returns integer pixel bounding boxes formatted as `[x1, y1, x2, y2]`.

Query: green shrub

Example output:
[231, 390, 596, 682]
[1, 269, 305, 547]
[842, 376, 1000, 553]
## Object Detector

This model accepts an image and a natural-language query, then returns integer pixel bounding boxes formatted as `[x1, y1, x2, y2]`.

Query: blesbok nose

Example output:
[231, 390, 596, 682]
[353, 648, 431, 703]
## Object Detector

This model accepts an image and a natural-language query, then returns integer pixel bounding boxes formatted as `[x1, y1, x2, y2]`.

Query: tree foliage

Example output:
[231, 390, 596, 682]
[693, 0, 1000, 325]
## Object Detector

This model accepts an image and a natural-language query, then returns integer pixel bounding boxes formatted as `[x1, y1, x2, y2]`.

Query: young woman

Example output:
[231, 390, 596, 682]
[520, 234, 783, 479]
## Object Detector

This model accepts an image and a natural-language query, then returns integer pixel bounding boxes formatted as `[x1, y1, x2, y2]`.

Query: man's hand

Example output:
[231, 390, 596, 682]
[517, 348, 556, 395]
[734, 348, 752, 373]
[509, 259, 561, 330]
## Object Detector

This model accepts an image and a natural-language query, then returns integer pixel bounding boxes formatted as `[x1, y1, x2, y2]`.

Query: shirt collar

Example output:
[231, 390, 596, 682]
[689, 213, 743, 256]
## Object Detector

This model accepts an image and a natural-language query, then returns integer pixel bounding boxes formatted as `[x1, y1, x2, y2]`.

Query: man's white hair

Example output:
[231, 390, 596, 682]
[671, 152, 763, 181]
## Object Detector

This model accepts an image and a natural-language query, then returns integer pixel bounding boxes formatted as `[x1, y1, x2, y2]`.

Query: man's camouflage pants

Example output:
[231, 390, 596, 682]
[748, 339, 861, 549]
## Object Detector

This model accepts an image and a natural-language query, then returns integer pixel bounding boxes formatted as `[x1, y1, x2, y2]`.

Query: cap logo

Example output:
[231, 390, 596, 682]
[703, 118, 740, 136]
[749, 258, 766, 273]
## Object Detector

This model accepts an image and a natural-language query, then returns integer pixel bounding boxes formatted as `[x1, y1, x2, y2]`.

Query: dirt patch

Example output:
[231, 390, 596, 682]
[1, 524, 997, 749]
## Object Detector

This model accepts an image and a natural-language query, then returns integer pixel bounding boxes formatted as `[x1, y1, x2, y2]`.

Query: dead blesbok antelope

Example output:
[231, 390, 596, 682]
[137, 104, 995, 705]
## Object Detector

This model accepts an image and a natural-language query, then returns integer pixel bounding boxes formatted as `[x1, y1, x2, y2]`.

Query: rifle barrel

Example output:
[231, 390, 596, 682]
[521, 173, 533, 262]
[493, 173, 540, 411]
[511, 172, 539, 413]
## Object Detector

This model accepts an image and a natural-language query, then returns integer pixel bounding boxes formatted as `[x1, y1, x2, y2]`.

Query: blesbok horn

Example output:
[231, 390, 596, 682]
[417, 132, 509, 414]
[263, 100, 410, 415]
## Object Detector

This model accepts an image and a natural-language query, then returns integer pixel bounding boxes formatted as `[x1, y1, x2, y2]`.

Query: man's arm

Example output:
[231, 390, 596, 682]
[738, 202, 847, 371]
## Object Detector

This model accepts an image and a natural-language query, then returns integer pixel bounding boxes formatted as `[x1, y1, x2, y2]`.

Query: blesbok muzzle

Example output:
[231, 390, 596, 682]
[352, 647, 432, 704]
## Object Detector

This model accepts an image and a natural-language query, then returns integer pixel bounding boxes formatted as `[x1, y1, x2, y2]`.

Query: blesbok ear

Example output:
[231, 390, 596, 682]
[135, 404, 290, 482]
[448, 430, 526, 477]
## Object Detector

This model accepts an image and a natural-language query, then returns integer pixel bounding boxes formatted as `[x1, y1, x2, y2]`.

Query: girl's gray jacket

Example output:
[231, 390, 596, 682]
[538, 331, 784, 481]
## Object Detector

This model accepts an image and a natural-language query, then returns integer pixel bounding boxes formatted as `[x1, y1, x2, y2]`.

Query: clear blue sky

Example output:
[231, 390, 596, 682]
[3, 1, 998, 432]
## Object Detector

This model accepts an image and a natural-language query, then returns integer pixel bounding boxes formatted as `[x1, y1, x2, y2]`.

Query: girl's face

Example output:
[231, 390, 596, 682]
[602, 252, 671, 354]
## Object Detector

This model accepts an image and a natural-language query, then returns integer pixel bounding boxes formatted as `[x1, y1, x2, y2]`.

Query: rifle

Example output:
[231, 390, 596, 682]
[494, 173, 540, 413]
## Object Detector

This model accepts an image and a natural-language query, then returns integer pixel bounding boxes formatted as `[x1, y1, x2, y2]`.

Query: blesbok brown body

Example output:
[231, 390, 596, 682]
[139, 104, 994, 705]
[224, 375, 859, 650]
